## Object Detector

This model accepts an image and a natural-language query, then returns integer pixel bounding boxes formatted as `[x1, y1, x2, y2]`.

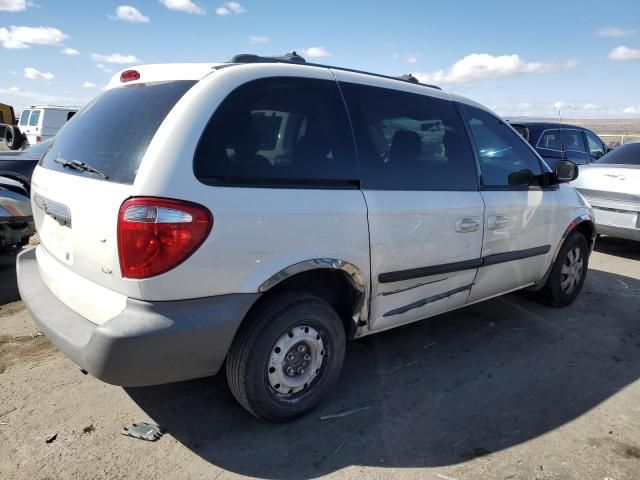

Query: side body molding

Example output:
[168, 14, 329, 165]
[259, 259, 369, 334]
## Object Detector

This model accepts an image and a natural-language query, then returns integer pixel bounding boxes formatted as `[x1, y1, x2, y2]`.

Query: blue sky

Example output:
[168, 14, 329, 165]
[1, 0, 640, 117]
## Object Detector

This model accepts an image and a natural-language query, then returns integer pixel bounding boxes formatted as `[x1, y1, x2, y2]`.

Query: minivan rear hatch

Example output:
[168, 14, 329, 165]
[31, 80, 195, 322]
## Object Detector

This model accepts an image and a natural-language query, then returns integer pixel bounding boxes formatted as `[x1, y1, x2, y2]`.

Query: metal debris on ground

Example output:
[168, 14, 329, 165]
[45, 433, 57, 443]
[121, 422, 165, 441]
[319, 406, 370, 421]
[330, 442, 345, 456]
[0, 406, 17, 418]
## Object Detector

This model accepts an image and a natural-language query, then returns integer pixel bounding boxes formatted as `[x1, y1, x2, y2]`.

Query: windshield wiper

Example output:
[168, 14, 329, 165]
[54, 156, 108, 179]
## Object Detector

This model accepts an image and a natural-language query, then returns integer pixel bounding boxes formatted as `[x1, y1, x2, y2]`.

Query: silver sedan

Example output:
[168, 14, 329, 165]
[571, 142, 640, 242]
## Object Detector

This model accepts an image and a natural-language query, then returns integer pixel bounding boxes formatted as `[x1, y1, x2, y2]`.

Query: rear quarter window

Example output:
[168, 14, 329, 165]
[194, 77, 358, 187]
[40, 80, 195, 184]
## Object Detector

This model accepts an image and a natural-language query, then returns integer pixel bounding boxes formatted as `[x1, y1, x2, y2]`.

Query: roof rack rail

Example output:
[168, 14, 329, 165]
[227, 52, 441, 90]
[229, 51, 306, 65]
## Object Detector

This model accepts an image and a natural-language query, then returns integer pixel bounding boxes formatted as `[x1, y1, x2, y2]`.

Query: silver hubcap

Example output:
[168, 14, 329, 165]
[267, 325, 324, 395]
[560, 246, 584, 295]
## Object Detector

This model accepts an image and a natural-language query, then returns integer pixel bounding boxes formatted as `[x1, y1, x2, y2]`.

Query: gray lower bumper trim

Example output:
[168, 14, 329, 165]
[16, 248, 260, 386]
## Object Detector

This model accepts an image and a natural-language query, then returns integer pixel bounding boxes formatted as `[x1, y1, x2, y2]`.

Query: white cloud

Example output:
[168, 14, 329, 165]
[407, 56, 418, 64]
[216, 1, 245, 15]
[623, 106, 640, 115]
[24, 67, 54, 80]
[608, 45, 640, 61]
[159, 0, 204, 15]
[111, 5, 150, 23]
[83, 81, 96, 88]
[61, 47, 79, 56]
[596, 27, 636, 38]
[225, 1, 245, 13]
[413, 53, 577, 85]
[96, 63, 114, 74]
[0, 25, 68, 49]
[91, 53, 140, 64]
[583, 103, 598, 110]
[553, 101, 577, 111]
[0, 87, 87, 108]
[0, 0, 27, 12]
[248, 35, 269, 44]
[301, 47, 332, 58]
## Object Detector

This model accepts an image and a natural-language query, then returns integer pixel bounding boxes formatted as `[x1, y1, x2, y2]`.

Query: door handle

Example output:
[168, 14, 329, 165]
[455, 217, 480, 233]
[487, 214, 508, 230]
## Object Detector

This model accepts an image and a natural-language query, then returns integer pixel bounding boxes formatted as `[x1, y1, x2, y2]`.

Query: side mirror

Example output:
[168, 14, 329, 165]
[554, 160, 578, 183]
[508, 169, 535, 186]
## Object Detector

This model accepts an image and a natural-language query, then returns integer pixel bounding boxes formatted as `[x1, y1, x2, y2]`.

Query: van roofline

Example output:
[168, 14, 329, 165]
[106, 53, 442, 92]
[26, 105, 80, 110]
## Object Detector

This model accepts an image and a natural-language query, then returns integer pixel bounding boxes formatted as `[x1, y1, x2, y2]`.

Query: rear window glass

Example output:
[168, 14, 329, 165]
[19, 110, 30, 126]
[595, 143, 640, 165]
[40, 80, 195, 184]
[28, 110, 41, 127]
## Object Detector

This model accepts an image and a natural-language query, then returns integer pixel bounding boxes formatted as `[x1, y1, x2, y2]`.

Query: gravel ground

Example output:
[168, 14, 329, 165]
[0, 237, 639, 480]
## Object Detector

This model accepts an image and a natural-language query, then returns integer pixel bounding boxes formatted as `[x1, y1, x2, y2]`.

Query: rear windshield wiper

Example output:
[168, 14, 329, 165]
[54, 156, 108, 179]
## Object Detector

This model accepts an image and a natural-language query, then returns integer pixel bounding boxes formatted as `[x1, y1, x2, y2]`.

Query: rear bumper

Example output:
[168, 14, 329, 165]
[597, 224, 640, 242]
[17, 248, 259, 386]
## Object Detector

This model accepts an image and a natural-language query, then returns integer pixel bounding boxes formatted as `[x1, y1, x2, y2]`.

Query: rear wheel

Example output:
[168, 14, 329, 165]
[538, 231, 589, 307]
[226, 291, 346, 422]
[4, 125, 24, 150]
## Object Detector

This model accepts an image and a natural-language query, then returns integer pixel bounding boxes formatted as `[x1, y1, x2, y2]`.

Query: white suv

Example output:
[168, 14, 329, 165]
[17, 53, 595, 421]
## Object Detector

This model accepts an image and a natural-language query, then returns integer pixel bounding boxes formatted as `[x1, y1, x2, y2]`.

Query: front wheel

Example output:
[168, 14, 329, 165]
[538, 231, 589, 307]
[226, 291, 346, 422]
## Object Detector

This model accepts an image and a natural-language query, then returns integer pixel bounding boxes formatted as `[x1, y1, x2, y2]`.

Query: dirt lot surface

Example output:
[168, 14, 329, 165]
[1, 238, 639, 480]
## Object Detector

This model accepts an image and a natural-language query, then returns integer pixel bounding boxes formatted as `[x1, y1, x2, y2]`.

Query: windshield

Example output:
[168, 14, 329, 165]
[594, 143, 640, 165]
[40, 80, 196, 184]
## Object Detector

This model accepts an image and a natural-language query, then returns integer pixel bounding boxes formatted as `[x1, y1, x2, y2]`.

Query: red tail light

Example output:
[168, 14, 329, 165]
[120, 70, 140, 83]
[35, 136, 42, 143]
[118, 197, 212, 279]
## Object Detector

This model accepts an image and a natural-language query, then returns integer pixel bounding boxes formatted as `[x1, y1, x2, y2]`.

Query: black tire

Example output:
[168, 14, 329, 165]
[226, 291, 346, 422]
[4, 125, 24, 150]
[538, 231, 589, 307]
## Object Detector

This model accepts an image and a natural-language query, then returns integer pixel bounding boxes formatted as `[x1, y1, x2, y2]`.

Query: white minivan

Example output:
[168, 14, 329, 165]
[12, 105, 77, 149]
[17, 53, 596, 421]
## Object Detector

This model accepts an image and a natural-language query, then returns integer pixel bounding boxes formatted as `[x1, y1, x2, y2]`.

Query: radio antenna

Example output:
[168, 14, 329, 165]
[558, 108, 565, 159]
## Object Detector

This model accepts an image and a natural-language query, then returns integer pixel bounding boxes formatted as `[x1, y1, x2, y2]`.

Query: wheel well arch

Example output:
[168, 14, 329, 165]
[257, 259, 368, 337]
[552, 215, 597, 265]
[574, 220, 596, 247]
